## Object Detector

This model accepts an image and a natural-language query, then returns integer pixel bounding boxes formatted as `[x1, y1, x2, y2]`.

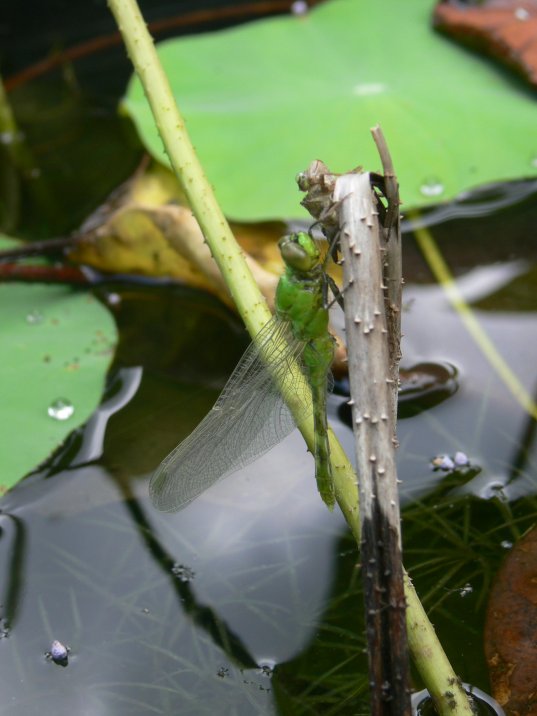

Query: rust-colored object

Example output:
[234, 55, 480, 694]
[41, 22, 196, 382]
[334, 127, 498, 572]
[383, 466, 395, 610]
[433, 1, 537, 89]
[484, 525, 537, 714]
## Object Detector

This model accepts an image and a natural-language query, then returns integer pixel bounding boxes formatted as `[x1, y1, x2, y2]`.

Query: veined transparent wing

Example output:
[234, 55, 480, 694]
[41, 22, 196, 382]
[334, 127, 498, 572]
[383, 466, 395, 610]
[149, 317, 312, 512]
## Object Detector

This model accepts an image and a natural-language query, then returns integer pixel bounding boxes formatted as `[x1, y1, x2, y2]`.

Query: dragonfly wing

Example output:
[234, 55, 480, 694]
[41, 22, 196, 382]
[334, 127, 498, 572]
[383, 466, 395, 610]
[149, 318, 312, 512]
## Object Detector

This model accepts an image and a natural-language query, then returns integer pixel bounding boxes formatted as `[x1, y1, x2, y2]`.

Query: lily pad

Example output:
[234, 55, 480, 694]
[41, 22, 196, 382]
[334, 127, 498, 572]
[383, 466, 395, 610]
[123, 0, 537, 221]
[0, 255, 117, 492]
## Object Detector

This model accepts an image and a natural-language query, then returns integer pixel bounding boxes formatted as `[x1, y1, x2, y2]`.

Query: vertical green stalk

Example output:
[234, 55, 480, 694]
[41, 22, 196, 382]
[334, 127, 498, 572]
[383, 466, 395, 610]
[107, 2, 474, 713]
[108, 0, 270, 339]
[106, 0, 359, 517]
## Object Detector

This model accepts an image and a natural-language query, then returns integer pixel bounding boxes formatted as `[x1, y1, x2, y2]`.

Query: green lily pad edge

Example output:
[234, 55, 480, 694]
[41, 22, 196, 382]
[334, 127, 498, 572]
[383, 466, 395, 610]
[0, 237, 117, 493]
[123, 0, 537, 222]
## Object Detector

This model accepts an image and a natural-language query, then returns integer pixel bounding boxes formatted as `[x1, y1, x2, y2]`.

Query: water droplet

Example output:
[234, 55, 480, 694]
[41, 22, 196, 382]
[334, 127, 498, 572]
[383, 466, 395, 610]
[514, 7, 530, 20]
[500, 540, 513, 550]
[291, 0, 308, 15]
[419, 178, 445, 198]
[171, 563, 195, 583]
[26, 309, 44, 325]
[47, 398, 74, 421]
[106, 292, 121, 306]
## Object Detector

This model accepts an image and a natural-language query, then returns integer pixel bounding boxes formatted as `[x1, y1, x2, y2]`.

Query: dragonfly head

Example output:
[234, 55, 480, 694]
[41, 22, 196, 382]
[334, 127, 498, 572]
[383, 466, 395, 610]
[279, 232, 320, 273]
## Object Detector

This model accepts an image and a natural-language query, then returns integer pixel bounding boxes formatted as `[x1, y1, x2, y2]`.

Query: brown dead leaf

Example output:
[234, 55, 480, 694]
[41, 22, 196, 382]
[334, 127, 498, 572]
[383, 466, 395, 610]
[69, 161, 282, 306]
[69, 159, 347, 371]
[71, 203, 281, 309]
[484, 524, 537, 714]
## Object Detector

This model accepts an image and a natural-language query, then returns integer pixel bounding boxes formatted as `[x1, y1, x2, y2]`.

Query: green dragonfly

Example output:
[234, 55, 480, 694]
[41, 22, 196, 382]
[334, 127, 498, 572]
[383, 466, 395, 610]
[149, 232, 338, 512]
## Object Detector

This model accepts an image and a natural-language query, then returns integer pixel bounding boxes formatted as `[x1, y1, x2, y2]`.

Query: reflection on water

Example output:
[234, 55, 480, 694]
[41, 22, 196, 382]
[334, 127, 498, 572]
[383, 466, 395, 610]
[1, 186, 537, 713]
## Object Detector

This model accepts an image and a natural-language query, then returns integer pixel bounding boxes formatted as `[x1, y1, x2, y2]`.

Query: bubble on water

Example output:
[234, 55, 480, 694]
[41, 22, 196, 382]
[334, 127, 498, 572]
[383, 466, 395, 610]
[419, 177, 445, 198]
[412, 684, 504, 715]
[50, 640, 68, 661]
[171, 563, 195, 583]
[431, 454, 454, 471]
[481, 480, 509, 502]
[459, 583, 473, 598]
[257, 658, 276, 677]
[0, 617, 10, 639]
[47, 398, 74, 421]
[26, 309, 44, 325]
[46, 639, 69, 665]
[454, 451, 469, 467]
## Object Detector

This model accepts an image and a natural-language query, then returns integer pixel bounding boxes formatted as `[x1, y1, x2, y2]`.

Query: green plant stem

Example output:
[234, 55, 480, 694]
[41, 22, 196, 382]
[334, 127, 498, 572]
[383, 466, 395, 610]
[107, 2, 472, 713]
[106, 0, 359, 526]
[405, 574, 473, 713]
[108, 0, 268, 337]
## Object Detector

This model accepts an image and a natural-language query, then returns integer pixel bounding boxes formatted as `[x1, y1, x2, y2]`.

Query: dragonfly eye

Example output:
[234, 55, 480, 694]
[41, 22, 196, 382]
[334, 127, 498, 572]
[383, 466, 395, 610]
[279, 233, 319, 272]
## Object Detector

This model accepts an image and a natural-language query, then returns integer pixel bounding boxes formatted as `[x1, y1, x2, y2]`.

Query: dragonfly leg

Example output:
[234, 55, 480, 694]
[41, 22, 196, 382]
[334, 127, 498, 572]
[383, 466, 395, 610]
[324, 274, 345, 311]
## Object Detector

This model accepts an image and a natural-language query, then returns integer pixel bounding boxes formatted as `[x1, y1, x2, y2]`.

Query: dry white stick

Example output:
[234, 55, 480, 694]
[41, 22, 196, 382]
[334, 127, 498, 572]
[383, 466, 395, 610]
[335, 172, 410, 714]
[335, 170, 475, 716]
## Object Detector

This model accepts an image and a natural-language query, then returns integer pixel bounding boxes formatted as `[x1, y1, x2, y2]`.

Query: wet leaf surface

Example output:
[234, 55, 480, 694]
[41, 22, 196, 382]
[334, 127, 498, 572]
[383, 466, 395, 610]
[0, 236, 117, 491]
[124, 0, 537, 221]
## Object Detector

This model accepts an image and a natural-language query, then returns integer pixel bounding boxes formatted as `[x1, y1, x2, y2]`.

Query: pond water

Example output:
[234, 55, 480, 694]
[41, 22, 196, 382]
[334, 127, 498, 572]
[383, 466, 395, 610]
[2, 183, 536, 714]
[2, 3, 537, 714]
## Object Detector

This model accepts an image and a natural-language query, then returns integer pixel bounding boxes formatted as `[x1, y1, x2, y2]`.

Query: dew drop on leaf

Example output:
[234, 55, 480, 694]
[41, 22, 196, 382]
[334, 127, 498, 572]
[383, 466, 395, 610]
[47, 398, 74, 421]
[26, 309, 44, 325]
[291, 1, 308, 15]
[419, 177, 445, 197]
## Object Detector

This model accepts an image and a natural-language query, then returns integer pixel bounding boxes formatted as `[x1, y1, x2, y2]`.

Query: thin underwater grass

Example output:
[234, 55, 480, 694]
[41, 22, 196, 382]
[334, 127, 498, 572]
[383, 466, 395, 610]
[404, 492, 537, 614]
